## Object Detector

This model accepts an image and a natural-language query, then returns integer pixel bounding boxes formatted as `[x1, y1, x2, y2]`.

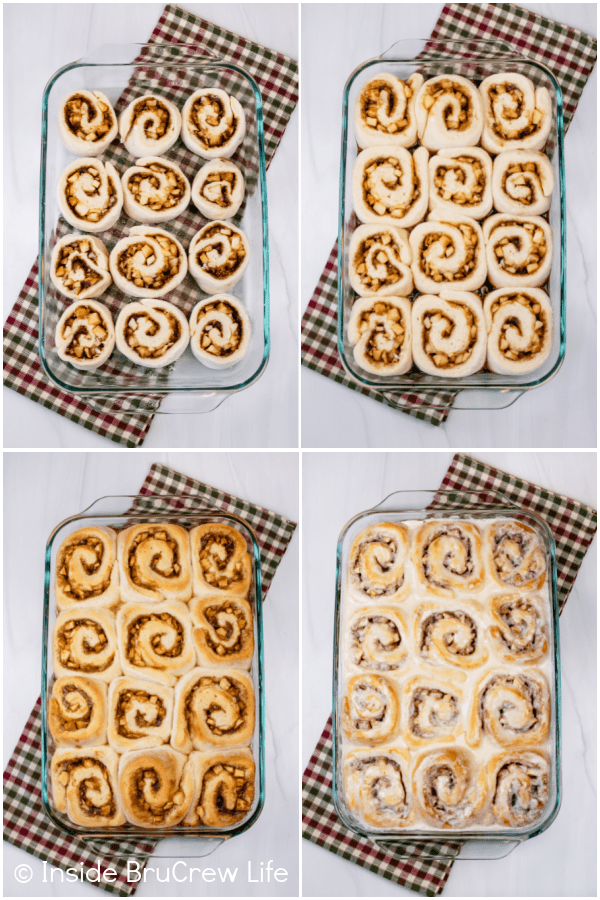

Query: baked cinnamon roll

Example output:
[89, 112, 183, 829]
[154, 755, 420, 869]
[121, 156, 191, 224]
[51, 745, 125, 827]
[117, 523, 192, 603]
[412, 291, 487, 378]
[490, 750, 550, 827]
[348, 296, 413, 376]
[189, 295, 252, 369]
[59, 89, 118, 156]
[415, 75, 483, 150]
[345, 607, 408, 672]
[402, 673, 465, 749]
[347, 522, 409, 603]
[109, 226, 187, 298]
[428, 147, 493, 220]
[354, 73, 424, 149]
[342, 673, 399, 745]
[182, 88, 246, 159]
[483, 214, 553, 288]
[189, 523, 252, 600]
[51, 234, 112, 302]
[55, 525, 119, 611]
[415, 600, 488, 669]
[57, 158, 123, 234]
[488, 594, 548, 664]
[344, 748, 414, 828]
[487, 520, 547, 591]
[191, 159, 245, 220]
[409, 210, 487, 293]
[479, 74, 551, 155]
[468, 669, 551, 748]
[352, 146, 429, 228]
[413, 747, 488, 827]
[55, 300, 115, 371]
[49, 676, 107, 748]
[115, 299, 190, 369]
[414, 520, 484, 598]
[191, 596, 254, 670]
[53, 608, 121, 683]
[119, 94, 181, 158]
[184, 748, 255, 827]
[492, 150, 554, 216]
[107, 676, 174, 753]
[118, 746, 194, 827]
[349, 224, 413, 297]
[484, 287, 553, 375]
[188, 221, 250, 293]
[117, 601, 195, 688]
[171, 668, 255, 754]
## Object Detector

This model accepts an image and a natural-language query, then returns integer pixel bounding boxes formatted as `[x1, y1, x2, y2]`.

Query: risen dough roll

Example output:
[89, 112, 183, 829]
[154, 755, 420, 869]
[342, 673, 399, 745]
[171, 667, 255, 754]
[59, 90, 118, 156]
[55, 300, 115, 371]
[119, 94, 181, 158]
[344, 748, 414, 828]
[414, 519, 485, 598]
[413, 746, 488, 827]
[55, 525, 119, 611]
[412, 291, 486, 378]
[191, 596, 254, 670]
[354, 72, 424, 149]
[109, 225, 187, 298]
[348, 295, 412, 375]
[489, 750, 550, 827]
[117, 600, 195, 688]
[352, 145, 429, 228]
[57, 158, 123, 234]
[415, 599, 488, 670]
[415, 75, 483, 150]
[51, 234, 112, 302]
[349, 224, 413, 297]
[117, 523, 192, 604]
[409, 210, 487, 294]
[119, 746, 194, 827]
[115, 299, 189, 368]
[107, 676, 174, 753]
[488, 593, 548, 664]
[189, 295, 252, 369]
[345, 607, 408, 673]
[53, 607, 121, 684]
[188, 221, 250, 293]
[479, 73, 552, 155]
[492, 150, 554, 216]
[401, 672, 465, 749]
[483, 214, 552, 288]
[182, 89, 246, 159]
[49, 676, 107, 748]
[467, 669, 551, 748]
[191, 158, 245, 220]
[184, 748, 255, 827]
[347, 522, 410, 603]
[486, 520, 547, 591]
[484, 287, 553, 375]
[121, 156, 191, 224]
[51, 745, 125, 827]
[428, 147, 493, 220]
[189, 523, 252, 600]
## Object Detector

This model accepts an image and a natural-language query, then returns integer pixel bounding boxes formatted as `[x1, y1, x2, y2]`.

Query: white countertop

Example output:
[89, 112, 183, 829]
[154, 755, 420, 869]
[301, 3, 597, 449]
[302, 452, 596, 897]
[3, 3, 298, 448]
[4, 452, 299, 896]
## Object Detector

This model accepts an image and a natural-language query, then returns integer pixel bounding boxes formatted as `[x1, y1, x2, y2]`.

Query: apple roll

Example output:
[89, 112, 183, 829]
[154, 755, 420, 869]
[189, 295, 252, 369]
[479, 73, 552, 155]
[402, 673, 465, 749]
[188, 221, 250, 293]
[488, 594, 548, 664]
[51, 234, 112, 302]
[344, 749, 414, 828]
[428, 147, 493, 220]
[119, 94, 181, 158]
[121, 156, 191, 224]
[51, 745, 125, 827]
[189, 523, 252, 600]
[468, 670, 550, 748]
[171, 668, 255, 754]
[118, 746, 194, 827]
[55, 300, 115, 371]
[409, 211, 487, 293]
[347, 522, 409, 603]
[184, 748, 255, 827]
[415, 600, 488, 670]
[413, 747, 487, 828]
[415, 75, 483, 151]
[353, 146, 429, 228]
[107, 677, 174, 753]
[354, 72, 424, 149]
[53, 608, 121, 683]
[59, 89, 118, 156]
[346, 607, 408, 673]
[181, 88, 246, 159]
[484, 287, 553, 375]
[191, 596, 254, 670]
[109, 225, 187, 298]
[115, 299, 190, 369]
[349, 224, 413, 297]
[191, 159, 245, 220]
[412, 291, 487, 378]
[117, 601, 195, 688]
[342, 673, 399, 745]
[489, 750, 550, 827]
[117, 523, 191, 604]
[486, 520, 547, 591]
[414, 520, 484, 598]
[492, 150, 554, 216]
[49, 676, 107, 748]
[55, 525, 119, 611]
[484, 214, 553, 288]
[57, 158, 123, 233]
[348, 296, 413, 376]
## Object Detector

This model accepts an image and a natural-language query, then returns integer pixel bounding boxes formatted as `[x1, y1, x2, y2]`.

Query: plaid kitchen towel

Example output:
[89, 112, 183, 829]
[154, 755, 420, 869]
[3, 3, 298, 447]
[302, 452, 596, 895]
[300, 2, 597, 427]
[4, 463, 297, 896]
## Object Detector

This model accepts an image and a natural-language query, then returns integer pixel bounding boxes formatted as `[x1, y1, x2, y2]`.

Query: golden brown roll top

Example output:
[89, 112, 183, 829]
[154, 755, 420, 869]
[190, 523, 252, 600]
[344, 748, 414, 828]
[172, 668, 255, 754]
[412, 746, 488, 827]
[53, 608, 121, 683]
[415, 599, 488, 669]
[191, 596, 254, 669]
[486, 520, 547, 590]
[341, 673, 399, 745]
[118, 746, 194, 827]
[184, 748, 255, 827]
[51, 745, 125, 827]
[107, 676, 174, 753]
[347, 522, 409, 603]
[401, 672, 465, 749]
[414, 519, 485, 598]
[488, 594, 548, 664]
[55, 526, 119, 611]
[49, 676, 107, 747]
[346, 607, 408, 672]
[489, 749, 550, 827]
[117, 523, 192, 604]
[117, 601, 195, 688]
[467, 669, 551, 748]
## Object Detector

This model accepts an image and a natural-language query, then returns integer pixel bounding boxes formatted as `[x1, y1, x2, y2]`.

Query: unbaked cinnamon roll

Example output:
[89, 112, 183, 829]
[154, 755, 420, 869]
[57, 158, 123, 233]
[428, 147, 493, 220]
[492, 150, 554, 216]
[181, 88, 246, 159]
[55, 300, 115, 371]
[184, 748, 255, 827]
[189, 295, 252, 369]
[468, 670, 551, 748]
[490, 750, 550, 827]
[347, 522, 409, 603]
[191, 159, 245, 220]
[349, 224, 413, 297]
[51, 234, 112, 302]
[352, 146, 429, 228]
[171, 668, 255, 754]
[189, 523, 252, 600]
[344, 748, 414, 828]
[55, 526, 119, 611]
[119, 94, 181, 158]
[484, 214, 553, 288]
[51, 745, 125, 827]
[191, 596, 254, 670]
[401, 673, 465, 749]
[109, 225, 187, 298]
[415, 75, 483, 150]
[342, 673, 399, 745]
[414, 520, 485, 598]
[486, 520, 547, 591]
[479, 74, 551, 155]
[59, 90, 118, 156]
[412, 291, 486, 378]
[346, 607, 408, 672]
[348, 296, 413, 376]
[107, 676, 173, 753]
[121, 156, 191, 224]
[354, 73, 424, 149]
[409, 210, 487, 293]
[53, 608, 121, 683]
[49, 676, 107, 747]
[413, 747, 487, 827]
[117, 601, 195, 688]
[488, 594, 548, 664]
[484, 287, 553, 375]
[188, 221, 250, 293]
[115, 299, 190, 369]
[118, 523, 192, 604]
[118, 746, 194, 827]
[415, 600, 488, 669]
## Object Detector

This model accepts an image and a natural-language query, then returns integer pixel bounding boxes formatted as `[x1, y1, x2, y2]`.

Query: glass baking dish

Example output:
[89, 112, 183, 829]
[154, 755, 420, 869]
[39, 43, 269, 415]
[332, 489, 561, 859]
[41, 494, 265, 858]
[337, 39, 566, 411]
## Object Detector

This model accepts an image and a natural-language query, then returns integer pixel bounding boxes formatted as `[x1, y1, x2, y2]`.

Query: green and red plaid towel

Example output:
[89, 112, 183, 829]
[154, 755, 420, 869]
[3, 4, 298, 448]
[301, 2, 597, 427]
[302, 452, 597, 896]
[3, 462, 297, 897]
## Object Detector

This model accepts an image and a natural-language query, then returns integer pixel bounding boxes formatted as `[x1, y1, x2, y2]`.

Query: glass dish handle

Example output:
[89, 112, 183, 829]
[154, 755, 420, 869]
[370, 487, 520, 513]
[379, 37, 519, 60]
[77, 41, 221, 66]
[82, 835, 226, 859]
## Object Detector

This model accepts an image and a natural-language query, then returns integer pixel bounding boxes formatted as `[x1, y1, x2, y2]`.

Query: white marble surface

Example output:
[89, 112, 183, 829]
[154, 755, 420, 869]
[302, 452, 596, 896]
[3, 4, 298, 448]
[301, 3, 597, 448]
[4, 452, 299, 896]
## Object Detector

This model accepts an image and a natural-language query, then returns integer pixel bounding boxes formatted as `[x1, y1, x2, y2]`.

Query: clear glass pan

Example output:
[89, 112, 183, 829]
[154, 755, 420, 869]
[332, 489, 561, 860]
[338, 39, 566, 411]
[41, 494, 265, 858]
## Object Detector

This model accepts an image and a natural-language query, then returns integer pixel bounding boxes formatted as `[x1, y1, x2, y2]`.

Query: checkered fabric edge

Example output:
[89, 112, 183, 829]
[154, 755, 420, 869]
[302, 452, 596, 895]
[4, 464, 296, 896]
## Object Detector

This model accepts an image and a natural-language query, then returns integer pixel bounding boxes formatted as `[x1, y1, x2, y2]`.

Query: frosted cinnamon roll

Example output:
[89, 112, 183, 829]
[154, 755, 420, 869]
[117, 601, 195, 688]
[428, 147, 493, 220]
[109, 225, 187, 298]
[349, 224, 413, 297]
[402, 673, 465, 749]
[484, 214, 552, 288]
[57, 158, 123, 234]
[191, 596, 254, 670]
[342, 673, 399, 745]
[115, 299, 190, 368]
[344, 749, 414, 828]
[348, 296, 413, 376]
[412, 291, 486, 378]
[468, 670, 551, 748]
[479, 74, 551, 155]
[191, 159, 245, 220]
[492, 150, 554, 215]
[484, 287, 553, 375]
[415, 600, 488, 669]
[53, 608, 121, 683]
[119, 746, 194, 828]
[182, 89, 246, 159]
[189, 295, 252, 369]
[346, 607, 408, 672]
[59, 90, 118, 156]
[119, 94, 181, 158]
[184, 748, 255, 827]
[415, 75, 483, 150]
[55, 525, 119, 611]
[171, 668, 255, 754]
[414, 520, 484, 598]
[107, 677, 173, 753]
[409, 211, 487, 293]
[188, 221, 250, 293]
[190, 523, 252, 600]
[488, 594, 548, 664]
[49, 676, 107, 748]
[117, 523, 192, 603]
[353, 146, 428, 228]
[487, 520, 547, 591]
[55, 300, 115, 371]
[413, 747, 487, 827]
[347, 522, 409, 603]
[122, 157, 191, 224]
[354, 73, 424, 149]
[51, 234, 112, 301]
[490, 750, 550, 827]
[51, 745, 125, 827]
